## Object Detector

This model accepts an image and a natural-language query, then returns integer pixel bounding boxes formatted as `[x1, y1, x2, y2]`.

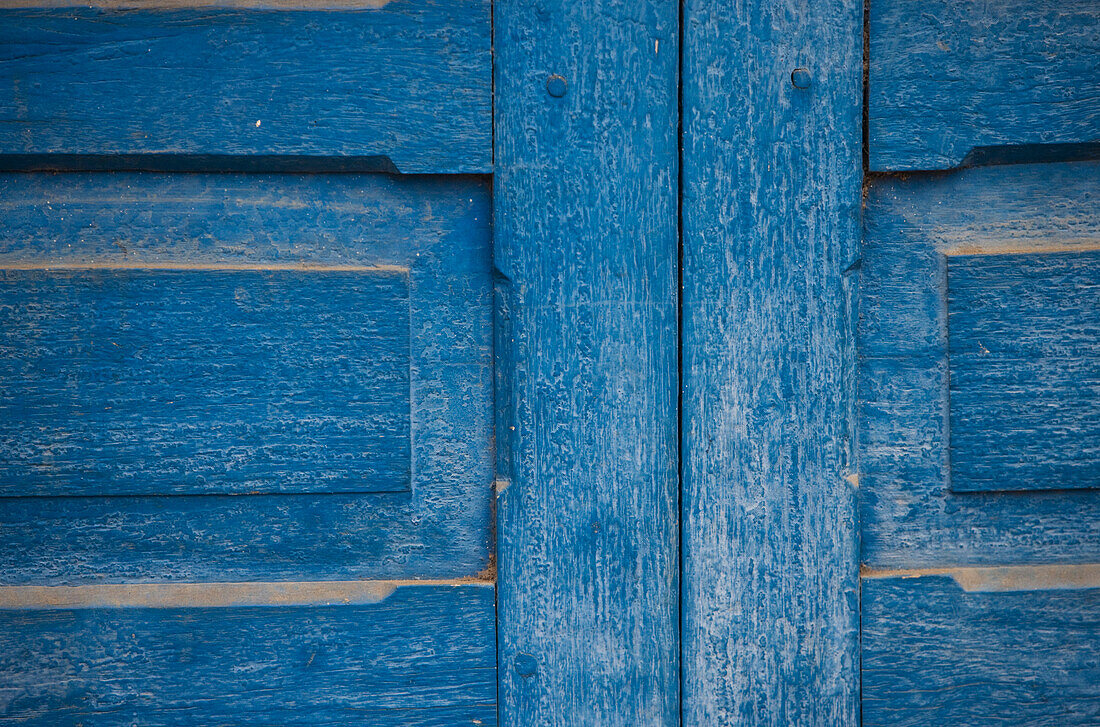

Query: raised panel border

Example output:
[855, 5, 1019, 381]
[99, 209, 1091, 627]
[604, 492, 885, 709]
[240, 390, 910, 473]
[0, 171, 493, 583]
[860, 160, 1100, 567]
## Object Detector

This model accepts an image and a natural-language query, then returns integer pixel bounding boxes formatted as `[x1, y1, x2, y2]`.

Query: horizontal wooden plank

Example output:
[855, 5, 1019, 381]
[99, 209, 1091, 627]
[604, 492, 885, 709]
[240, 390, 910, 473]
[0, 0, 490, 173]
[0, 583, 496, 725]
[948, 251, 1100, 492]
[862, 572, 1100, 726]
[0, 267, 411, 497]
[0, 172, 492, 582]
[860, 161, 1100, 567]
[869, 0, 1100, 171]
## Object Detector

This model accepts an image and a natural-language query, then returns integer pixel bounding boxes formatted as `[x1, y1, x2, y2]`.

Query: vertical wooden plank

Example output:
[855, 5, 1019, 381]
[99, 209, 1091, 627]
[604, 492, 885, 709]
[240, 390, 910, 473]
[681, 0, 862, 723]
[494, 1, 680, 724]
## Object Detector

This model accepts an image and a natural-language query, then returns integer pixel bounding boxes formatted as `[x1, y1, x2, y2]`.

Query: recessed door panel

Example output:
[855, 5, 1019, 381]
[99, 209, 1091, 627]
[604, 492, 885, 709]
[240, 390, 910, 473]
[947, 251, 1100, 493]
[0, 267, 413, 497]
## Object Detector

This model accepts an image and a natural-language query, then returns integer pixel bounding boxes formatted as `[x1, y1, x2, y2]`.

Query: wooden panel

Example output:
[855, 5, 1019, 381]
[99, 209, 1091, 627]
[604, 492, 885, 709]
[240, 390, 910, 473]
[680, 0, 862, 722]
[948, 252, 1100, 492]
[868, 0, 1100, 172]
[0, 0, 490, 173]
[0, 172, 493, 582]
[0, 582, 496, 725]
[493, 0, 679, 724]
[860, 161, 1100, 567]
[0, 267, 410, 496]
[862, 571, 1100, 726]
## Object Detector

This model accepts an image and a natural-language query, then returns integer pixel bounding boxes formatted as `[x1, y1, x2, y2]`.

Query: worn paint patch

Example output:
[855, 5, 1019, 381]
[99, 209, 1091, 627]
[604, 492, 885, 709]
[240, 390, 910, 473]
[943, 239, 1100, 256]
[862, 564, 1100, 592]
[0, 261, 406, 273]
[0, 579, 494, 610]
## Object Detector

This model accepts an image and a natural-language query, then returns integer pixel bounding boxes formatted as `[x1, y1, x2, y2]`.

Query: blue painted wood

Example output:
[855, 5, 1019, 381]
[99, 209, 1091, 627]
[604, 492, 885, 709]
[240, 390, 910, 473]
[869, 0, 1100, 171]
[0, 172, 493, 582]
[948, 251, 1100, 493]
[680, 0, 862, 722]
[860, 160, 1100, 567]
[0, 0, 490, 174]
[0, 583, 496, 725]
[493, 0, 680, 723]
[0, 268, 411, 497]
[862, 573, 1100, 726]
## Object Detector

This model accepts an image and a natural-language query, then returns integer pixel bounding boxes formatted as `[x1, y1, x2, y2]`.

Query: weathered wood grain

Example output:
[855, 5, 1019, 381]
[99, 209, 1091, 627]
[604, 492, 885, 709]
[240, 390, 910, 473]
[0, 0, 490, 173]
[862, 572, 1100, 726]
[0, 172, 494, 583]
[0, 583, 496, 725]
[860, 160, 1100, 567]
[493, 0, 680, 723]
[0, 267, 411, 496]
[869, 0, 1100, 171]
[680, 0, 862, 723]
[948, 251, 1100, 493]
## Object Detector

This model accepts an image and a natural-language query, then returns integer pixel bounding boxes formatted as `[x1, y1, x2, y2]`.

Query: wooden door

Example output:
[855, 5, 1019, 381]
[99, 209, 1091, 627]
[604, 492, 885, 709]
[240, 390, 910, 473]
[5, 0, 1096, 725]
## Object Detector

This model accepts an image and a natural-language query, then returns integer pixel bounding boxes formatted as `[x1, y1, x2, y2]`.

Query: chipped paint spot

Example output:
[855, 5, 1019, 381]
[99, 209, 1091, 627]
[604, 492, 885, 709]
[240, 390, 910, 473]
[0, 578, 493, 610]
[861, 564, 1100, 592]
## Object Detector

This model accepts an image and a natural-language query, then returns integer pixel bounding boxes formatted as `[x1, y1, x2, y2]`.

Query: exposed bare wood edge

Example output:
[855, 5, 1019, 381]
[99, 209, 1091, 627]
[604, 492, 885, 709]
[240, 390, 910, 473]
[0, 0, 390, 9]
[0, 578, 493, 610]
[861, 564, 1100, 592]
[0, 262, 407, 273]
[941, 240, 1100, 256]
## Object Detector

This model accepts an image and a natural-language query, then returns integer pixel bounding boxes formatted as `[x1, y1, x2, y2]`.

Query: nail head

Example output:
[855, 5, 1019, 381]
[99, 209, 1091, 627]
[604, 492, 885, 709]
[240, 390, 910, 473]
[791, 68, 812, 90]
[546, 74, 568, 98]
